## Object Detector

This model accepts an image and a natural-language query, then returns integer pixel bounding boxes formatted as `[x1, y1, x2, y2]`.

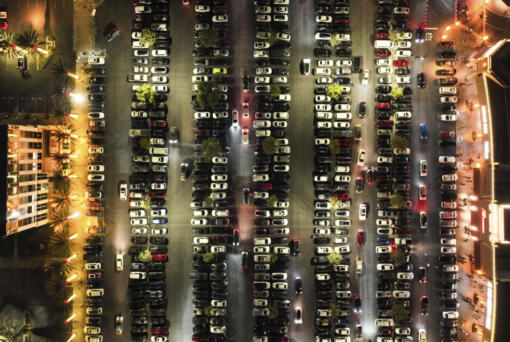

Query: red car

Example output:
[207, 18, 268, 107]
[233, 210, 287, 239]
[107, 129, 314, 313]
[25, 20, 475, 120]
[152, 254, 168, 262]
[440, 130, 455, 138]
[357, 230, 365, 246]
[152, 326, 168, 335]
[439, 41, 454, 47]
[151, 120, 168, 128]
[0, 7, 7, 30]
[149, 190, 166, 198]
[375, 49, 391, 57]
[182, 0, 190, 5]
[375, 32, 389, 39]
[376, 102, 390, 109]
[393, 59, 409, 67]
[260, 183, 272, 190]
[211, 236, 227, 244]
[376, 120, 394, 128]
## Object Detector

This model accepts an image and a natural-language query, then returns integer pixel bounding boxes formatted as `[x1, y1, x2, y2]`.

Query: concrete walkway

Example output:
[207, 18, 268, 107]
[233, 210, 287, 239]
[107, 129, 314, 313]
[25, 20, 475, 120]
[0, 257, 47, 269]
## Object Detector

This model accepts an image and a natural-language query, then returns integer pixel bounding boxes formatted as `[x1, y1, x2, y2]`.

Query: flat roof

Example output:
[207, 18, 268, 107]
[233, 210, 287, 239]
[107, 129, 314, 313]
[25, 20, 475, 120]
[491, 41, 510, 86]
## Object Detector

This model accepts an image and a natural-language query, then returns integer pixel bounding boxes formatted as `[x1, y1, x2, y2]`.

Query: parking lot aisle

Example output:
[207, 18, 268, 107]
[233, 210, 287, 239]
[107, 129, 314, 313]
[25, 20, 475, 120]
[166, 2, 195, 341]
[287, 0, 316, 340]
[225, 0, 255, 340]
[350, 0, 377, 337]
[91, 0, 134, 340]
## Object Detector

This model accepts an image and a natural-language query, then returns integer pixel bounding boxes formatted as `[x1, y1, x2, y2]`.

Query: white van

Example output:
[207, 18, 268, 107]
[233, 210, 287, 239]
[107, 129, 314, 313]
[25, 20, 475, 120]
[356, 258, 363, 273]
[85, 263, 102, 271]
[335, 112, 352, 120]
[418, 329, 427, 342]
[374, 40, 393, 49]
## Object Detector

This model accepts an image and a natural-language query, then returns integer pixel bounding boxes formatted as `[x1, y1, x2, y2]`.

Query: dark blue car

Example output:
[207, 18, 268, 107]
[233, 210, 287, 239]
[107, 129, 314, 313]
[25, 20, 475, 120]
[420, 123, 428, 141]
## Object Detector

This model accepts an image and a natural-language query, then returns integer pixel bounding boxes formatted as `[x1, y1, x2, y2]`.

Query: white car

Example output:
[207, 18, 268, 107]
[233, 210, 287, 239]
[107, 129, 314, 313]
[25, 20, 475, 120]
[420, 160, 427, 176]
[152, 76, 168, 83]
[359, 203, 367, 221]
[377, 67, 393, 74]
[131, 227, 147, 234]
[396, 76, 411, 84]
[129, 209, 146, 218]
[439, 87, 457, 94]
[130, 218, 147, 225]
[195, 4, 210, 12]
[88, 165, 104, 172]
[440, 114, 457, 121]
[318, 59, 333, 67]
[254, 41, 270, 49]
[361, 69, 369, 85]
[376, 58, 391, 66]
[316, 15, 332, 23]
[212, 14, 228, 22]
[116, 252, 124, 272]
[316, 77, 332, 84]
[440, 96, 458, 103]
[88, 174, 104, 182]
[377, 264, 394, 271]
[119, 182, 128, 200]
[357, 149, 366, 166]
[254, 50, 269, 58]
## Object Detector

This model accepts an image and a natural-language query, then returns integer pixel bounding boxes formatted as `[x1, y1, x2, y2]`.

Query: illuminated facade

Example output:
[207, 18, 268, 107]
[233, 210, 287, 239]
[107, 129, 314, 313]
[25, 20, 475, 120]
[0, 124, 56, 237]
[468, 39, 510, 342]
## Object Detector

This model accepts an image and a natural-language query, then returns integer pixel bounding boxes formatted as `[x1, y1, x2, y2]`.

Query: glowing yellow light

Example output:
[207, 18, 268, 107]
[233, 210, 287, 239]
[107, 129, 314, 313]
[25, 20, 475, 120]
[470, 205, 478, 211]
[66, 113, 79, 119]
[445, 26, 451, 31]
[455, 21, 460, 26]
[65, 274, 77, 283]
[66, 92, 85, 104]
[483, 35, 488, 41]
[475, 162, 482, 168]
[442, 35, 448, 40]
[64, 293, 76, 304]
[66, 333, 76, 342]
[65, 71, 79, 79]
[68, 154, 79, 159]
[67, 234, 78, 241]
[70, 134, 79, 139]
[474, 103, 480, 108]
[69, 195, 78, 199]
[65, 254, 77, 263]
[470, 226, 479, 231]
[66, 175, 78, 179]
[67, 212, 80, 220]
[64, 314, 76, 324]
[470, 195, 479, 201]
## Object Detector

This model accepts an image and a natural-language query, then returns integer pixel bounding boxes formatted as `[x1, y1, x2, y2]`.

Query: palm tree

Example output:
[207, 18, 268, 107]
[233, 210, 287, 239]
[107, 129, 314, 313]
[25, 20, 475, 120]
[14, 27, 43, 58]
[51, 188, 76, 210]
[52, 125, 77, 146]
[50, 57, 68, 82]
[49, 208, 70, 233]
[44, 270, 70, 301]
[53, 99, 73, 124]
[0, 30, 19, 59]
[50, 169, 70, 193]
[50, 154, 72, 171]
[45, 257, 75, 276]
[48, 228, 73, 258]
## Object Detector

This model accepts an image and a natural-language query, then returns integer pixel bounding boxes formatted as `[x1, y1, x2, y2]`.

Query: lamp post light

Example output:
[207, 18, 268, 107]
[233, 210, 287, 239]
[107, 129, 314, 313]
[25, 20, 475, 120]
[64, 254, 78, 263]
[66, 334, 76, 342]
[65, 71, 79, 80]
[65, 92, 85, 104]
[65, 273, 78, 284]
[65, 112, 79, 119]
[67, 234, 79, 241]
[64, 293, 76, 304]
[64, 314, 76, 324]
[32, 45, 48, 55]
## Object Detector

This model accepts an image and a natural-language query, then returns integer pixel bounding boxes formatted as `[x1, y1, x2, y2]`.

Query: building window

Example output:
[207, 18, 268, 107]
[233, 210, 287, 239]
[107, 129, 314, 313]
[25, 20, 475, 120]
[36, 203, 47, 211]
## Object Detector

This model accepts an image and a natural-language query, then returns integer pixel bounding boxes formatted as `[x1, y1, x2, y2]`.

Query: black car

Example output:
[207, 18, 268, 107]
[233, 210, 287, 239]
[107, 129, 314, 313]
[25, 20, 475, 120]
[289, 239, 300, 256]
[104, 23, 120, 41]
[417, 72, 426, 88]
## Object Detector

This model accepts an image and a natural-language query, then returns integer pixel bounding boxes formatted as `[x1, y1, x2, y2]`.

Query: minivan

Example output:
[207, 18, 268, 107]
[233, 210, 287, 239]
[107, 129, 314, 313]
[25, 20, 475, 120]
[374, 40, 393, 49]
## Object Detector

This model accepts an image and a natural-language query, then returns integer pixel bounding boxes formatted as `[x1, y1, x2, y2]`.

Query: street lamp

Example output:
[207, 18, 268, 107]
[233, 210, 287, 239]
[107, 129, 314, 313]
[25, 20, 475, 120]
[64, 293, 76, 304]
[65, 273, 78, 284]
[65, 71, 79, 80]
[33, 45, 48, 55]
[64, 254, 77, 263]
[65, 92, 84, 104]
[65, 112, 79, 119]
[67, 234, 78, 241]
[64, 314, 76, 324]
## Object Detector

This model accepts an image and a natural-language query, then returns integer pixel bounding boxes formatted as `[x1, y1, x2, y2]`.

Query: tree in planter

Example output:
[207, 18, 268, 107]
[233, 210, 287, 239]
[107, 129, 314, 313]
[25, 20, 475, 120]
[198, 29, 218, 48]
[48, 228, 73, 258]
[329, 195, 343, 210]
[14, 26, 43, 59]
[49, 209, 70, 233]
[327, 252, 343, 265]
[52, 125, 77, 146]
[50, 153, 73, 170]
[390, 135, 409, 150]
[269, 85, 281, 100]
[200, 137, 221, 161]
[329, 138, 341, 155]
[388, 29, 402, 42]
[390, 87, 404, 98]
[0, 30, 19, 60]
[44, 257, 75, 276]
[329, 34, 342, 47]
[139, 137, 151, 151]
[390, 249, 407, 267]
[50, 169, 70, 193]
[140, 28, 157, 47]
[50, 57, 71, 83]
[202, 252, 214, 263]
[138, 248, 152, 262]
[262, 136, 280, 155]
[51, 188, 75, 211]
[390, 193, 405, 208]
[135, 83, 156, 103]
[53, 98, 73, 124]
[327, 82, 343, 101]
[270, 252, 279, 264]
[197, 81, 221, 109]
[392, 301, 409, 321]
[267, 194, 279, 208]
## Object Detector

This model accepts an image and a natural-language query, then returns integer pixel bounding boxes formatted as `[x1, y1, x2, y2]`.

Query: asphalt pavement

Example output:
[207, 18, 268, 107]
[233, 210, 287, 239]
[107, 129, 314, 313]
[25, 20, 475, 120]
[90, 0, 460, 340]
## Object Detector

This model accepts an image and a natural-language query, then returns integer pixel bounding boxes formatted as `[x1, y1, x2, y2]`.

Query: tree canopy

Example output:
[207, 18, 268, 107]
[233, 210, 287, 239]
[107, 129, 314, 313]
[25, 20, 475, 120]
[327, 83, 343, 100]
[140, 28, 157, 47]
[136, 83, 156, 103]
